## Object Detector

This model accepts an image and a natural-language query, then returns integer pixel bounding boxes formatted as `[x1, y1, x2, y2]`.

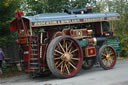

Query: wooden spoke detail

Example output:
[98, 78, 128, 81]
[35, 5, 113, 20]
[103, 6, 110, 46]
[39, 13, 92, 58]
[65, 63, 70, 75]
[54, 53, 60, 56]
[63, 62, 66, 72]
[54, 57, 62, 60]
[63, 40, 66, 47]
[61, 63, 64, 72]
[56, 44, 61, 51]
[70, 60, 76, 65]
[68, 62, 77, 70]
[102, 53, 107, 57]
[55, 49, 63, 55]
[70, 49, 78, 54]
[69, 47, 72, 53]
[56, 60, 64, 68]
[98, 45, 116, 70]
[47, 36, 82, 78]
[104, 48, 109, 54]
[67, 62, 71, 71]
[66, 42, 68, 52]
[55, 61, 60, 65]
[72, 58, 80, 61]
[68, 41, 73, 49]
[108, 59, 112, 65]
[109, 50, 114, 56]
[59, 42, 65, 53]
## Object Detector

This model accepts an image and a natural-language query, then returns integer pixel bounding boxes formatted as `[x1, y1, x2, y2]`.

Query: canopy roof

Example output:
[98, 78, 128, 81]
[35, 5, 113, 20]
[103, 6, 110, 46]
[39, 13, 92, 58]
[22, 12, 120, 27]
[10, 12, 120, 31]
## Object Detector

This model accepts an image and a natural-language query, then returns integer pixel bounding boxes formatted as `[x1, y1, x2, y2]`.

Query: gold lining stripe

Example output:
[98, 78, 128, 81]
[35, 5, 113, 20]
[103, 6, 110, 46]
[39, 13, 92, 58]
[31, 17, 120, 27]
[86, 47, 96, 57]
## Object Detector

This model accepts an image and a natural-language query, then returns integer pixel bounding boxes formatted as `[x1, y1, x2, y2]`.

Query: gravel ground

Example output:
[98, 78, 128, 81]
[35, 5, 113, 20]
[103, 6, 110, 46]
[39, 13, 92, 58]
[0, 60, 128, 85]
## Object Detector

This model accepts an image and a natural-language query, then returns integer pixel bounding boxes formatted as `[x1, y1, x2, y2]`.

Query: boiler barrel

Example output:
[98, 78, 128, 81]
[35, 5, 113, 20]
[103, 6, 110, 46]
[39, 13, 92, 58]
[96, 37, 107, 44]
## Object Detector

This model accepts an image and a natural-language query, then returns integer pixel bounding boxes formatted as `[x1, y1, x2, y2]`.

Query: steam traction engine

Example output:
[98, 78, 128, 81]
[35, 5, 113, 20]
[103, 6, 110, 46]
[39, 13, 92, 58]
[10, 9, 120, 78]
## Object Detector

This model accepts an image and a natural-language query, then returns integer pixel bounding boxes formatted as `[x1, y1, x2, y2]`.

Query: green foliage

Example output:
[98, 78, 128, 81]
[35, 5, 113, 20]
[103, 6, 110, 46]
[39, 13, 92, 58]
[113, 1, 128, 57]
[97, 0, 128, 57]
[0, 0, 22, 46]
[21, 0, 90, 15]
[114, 16, 128, 57]
[0, 0, 128, 57]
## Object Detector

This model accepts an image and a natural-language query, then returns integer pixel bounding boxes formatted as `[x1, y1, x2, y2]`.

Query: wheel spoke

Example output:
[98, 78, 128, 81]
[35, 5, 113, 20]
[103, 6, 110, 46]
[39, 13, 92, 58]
[105, 60, 109, 66]
[103, 51, 107, 55]
[70, 49, 78, 54]
[102, 58, 106, 62]
[110, 53, 114, 56]
[70, 60, 76, 65]
[102, 59, 107, 65]
[99, 46, 116, 69]
[104, 48, 109, 54]
[65, 63, 70, 75]
[110, 56, 114, 58]
[109, 56, 114, 63]
[61, 63, 63, 72]
[63, 62, 66, 72]
[54, 57, 62, 60]
[68, 61, 77, 70]
[48, 37, 83, 77]
[68, 41, 73, 50]
[54, 53, 60, 56]
[108, 49, 112, 54]
[110, 51, 114, 56]
[55, 49, 63, 55]
[63, 40, 66, 47]
[56, 60, 64, 68]
[108, 59, 112, 66]
[107, 48, 110, 54]
[102, 53, 107, 57]
[59, 43, 65, 53]
[108, 59, 112, 65]
[72, 58, 80, 61]
[56, 44, 61, 51]
[101, 55, 106, 59]
[55, 61, 60, 65]
[66, 42, 68, 52]
[67, 62, 71, 72]
[69, 47, 72, 53]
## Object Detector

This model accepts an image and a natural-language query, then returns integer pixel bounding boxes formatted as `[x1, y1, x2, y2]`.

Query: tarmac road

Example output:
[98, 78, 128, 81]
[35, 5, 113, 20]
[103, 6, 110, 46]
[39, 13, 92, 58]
[0, 60, 128, 85]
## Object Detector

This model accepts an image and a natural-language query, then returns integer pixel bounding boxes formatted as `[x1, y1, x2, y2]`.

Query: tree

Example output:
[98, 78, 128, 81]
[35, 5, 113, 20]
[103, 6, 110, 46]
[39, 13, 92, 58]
[22, 0, 92, 15]
[96, 0, 128, 57]
[0, 0, 22, 46]
[22, 0, 71, 15]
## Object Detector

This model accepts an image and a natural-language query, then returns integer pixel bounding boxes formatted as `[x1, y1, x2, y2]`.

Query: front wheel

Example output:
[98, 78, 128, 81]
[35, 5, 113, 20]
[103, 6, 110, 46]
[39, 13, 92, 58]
[47, 36, 83, 78]
[98, 45, 116, 70]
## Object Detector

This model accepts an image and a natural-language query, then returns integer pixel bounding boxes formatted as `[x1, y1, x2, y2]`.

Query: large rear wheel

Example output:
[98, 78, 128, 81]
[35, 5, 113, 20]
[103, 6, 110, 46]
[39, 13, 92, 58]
[98, 45, 116, 70]
[47, 36, 83, 78]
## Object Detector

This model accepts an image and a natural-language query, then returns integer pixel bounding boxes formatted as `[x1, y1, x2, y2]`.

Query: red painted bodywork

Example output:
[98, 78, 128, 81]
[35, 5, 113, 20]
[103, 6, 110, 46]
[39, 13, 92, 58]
[83, 46, 96, 57]
[62, 29, 70, 35]
[54, 32, 63, 38]
[10, 19, 17, 31]
[9, 11, 117, 74]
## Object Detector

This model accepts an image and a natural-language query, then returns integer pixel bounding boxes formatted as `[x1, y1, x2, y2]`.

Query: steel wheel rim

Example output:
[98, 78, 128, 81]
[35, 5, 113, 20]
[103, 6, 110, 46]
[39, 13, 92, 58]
[101, 46, 116, 68]
[53, 38, 82, 77]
